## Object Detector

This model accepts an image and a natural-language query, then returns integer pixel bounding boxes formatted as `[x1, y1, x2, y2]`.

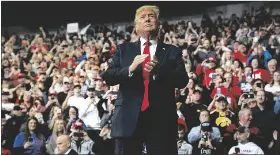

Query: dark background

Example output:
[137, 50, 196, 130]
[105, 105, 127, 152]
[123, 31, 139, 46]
[2, 1, 247, 30]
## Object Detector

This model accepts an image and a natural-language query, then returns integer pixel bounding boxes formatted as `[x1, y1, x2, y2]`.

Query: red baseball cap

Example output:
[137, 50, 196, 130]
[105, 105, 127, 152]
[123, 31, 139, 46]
[208, 57, 217, 62]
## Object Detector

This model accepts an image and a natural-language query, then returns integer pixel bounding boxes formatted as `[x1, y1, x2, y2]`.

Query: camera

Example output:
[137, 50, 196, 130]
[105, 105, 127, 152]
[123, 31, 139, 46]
[235, 147, 240, 153]
[73, 132, 84, 137]
[211, 73, 217, 79]
[244, 93, 254, 99]
[28, 137, 33, 142]
[256, 83, 262, 88]
[201, 133, 208, 141]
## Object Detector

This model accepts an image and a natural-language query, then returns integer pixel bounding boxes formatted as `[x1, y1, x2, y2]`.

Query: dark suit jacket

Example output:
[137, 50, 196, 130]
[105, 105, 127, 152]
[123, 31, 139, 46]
[102, 40, 188, 137]
[67, 149, 79, 155]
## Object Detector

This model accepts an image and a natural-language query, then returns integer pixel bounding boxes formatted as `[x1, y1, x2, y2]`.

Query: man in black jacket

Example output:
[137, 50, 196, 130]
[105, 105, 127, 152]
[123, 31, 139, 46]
[102, 5, 188, 155]
[56, 135, 78, 155]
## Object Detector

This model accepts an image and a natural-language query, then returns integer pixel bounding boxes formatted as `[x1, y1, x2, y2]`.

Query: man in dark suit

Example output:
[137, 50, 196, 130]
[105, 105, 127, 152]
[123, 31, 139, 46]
[102, 5, 188, 155]
[56, 135, 78, 155]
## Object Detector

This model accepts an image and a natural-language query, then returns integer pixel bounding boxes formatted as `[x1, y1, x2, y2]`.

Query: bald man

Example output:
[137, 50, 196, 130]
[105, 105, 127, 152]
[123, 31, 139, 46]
[56, 135, 78, 155]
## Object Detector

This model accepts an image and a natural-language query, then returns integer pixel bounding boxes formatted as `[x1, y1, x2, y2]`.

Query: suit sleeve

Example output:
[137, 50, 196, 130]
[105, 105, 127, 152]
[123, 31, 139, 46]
[157, 47, 188, 89]
[101, 45, 130, 86]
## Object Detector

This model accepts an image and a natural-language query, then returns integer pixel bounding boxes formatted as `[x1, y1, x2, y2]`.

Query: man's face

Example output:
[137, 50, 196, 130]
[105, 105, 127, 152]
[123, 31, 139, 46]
[217, 100, 227, 111]
[178, 130, 185, 140]
[73, 87, 81, 95]
[86, 90, 95, 98]
[18, 77, 25, 85]
[268, 63, 277, 72]
[193, 92, 201, 102]
[39, 74, 47, 83]
[79, 75, 86, 83]
[241, 111, 252, 126]
[63, 82, 71, 91]
[92, 70, 99, 79]
[136, 8, 158, 35]
[208, 61, 216, 69]
[257, 45, 264, 56]
[236, 132, 249, 143]
[13, 108, 23, 117]
[256, 91, 265, 104]
[56, 137, 70, 153]
[95, 80, 103, 88]
[199, 111, 210, 123]
[238, 45, 246, 53]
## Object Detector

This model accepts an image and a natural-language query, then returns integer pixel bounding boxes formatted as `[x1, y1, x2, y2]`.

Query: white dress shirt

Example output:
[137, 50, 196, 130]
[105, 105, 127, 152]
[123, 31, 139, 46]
[140, 37, 158, 60]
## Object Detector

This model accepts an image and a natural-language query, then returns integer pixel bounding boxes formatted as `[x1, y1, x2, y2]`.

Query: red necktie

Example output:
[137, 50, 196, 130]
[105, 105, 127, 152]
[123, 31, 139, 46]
[141, 41, 150, 111]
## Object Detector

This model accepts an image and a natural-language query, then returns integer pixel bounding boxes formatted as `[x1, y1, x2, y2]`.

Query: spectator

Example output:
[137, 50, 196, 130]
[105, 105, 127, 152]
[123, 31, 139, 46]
[188, 110, 221, 144]
[13, 116, 46, 155]
[209, 96, 236, 135]
[177, 123, 193, 155]
[2, 105, 25, 151]
[64, 106, 86, 134]
[265, 71, 280, 114]
[46, 119, 67, 154]
[62, 84, 86, 110]
[252, 90, 277, 154]
[65, 121, 95, 155]
[56, 135, 78, 155]
[180, 90, 208, 129]
[228, 126, 264, 154]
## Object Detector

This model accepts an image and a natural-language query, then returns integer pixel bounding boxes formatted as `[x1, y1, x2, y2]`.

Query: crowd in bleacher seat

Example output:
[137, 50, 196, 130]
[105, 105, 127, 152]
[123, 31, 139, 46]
[1, 4, 280, 155]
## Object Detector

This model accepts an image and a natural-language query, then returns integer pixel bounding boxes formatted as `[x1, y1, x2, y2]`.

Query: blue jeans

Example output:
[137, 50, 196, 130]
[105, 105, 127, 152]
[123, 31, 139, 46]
[274, 99, 280, 114]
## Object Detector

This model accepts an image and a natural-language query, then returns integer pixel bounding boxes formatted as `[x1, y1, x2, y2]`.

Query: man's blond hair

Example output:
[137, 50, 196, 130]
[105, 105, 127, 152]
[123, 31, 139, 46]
[134, 5, 160, 34]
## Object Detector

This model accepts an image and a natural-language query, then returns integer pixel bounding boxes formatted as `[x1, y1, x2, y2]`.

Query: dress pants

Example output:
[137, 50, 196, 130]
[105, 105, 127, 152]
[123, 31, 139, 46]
[114, 107, 178, 155]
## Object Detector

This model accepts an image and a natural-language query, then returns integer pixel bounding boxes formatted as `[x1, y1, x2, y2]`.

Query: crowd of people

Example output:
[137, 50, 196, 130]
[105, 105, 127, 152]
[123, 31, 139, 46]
[1, 4, 280, 155]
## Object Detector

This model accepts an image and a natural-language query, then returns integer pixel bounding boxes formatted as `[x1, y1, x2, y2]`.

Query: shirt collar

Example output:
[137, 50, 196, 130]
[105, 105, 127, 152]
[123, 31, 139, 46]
[140, 37, 157, 46]
[64, 148, 71, 154]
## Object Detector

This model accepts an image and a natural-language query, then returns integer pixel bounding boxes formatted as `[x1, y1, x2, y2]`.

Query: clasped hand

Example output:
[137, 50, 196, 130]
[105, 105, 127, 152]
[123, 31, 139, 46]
[129, 54, 159, 73]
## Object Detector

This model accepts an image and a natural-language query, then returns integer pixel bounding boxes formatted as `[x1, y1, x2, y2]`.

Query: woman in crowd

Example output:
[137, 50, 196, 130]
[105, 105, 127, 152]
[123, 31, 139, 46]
[13, 116, 46, 155]
[265, 71, 280, 114]
[48, 105, 63, 130]
[46, 119, 67, 154]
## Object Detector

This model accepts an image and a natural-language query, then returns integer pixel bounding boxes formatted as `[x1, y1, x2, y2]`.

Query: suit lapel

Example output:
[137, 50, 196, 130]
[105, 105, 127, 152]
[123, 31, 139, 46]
[132, 40, 142, 72]
[155, 42, 167, 66]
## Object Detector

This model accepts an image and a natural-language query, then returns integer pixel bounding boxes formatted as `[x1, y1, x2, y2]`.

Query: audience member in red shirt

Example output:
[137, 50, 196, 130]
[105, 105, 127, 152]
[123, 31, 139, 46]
[196, 57, 217, 88]
[250, 58, 271, 83]
[232, 44, 249, 67]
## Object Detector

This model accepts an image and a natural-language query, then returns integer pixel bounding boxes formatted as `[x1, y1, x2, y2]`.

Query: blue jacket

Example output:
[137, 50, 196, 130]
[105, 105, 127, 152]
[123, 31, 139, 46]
[247, 50, 272, 69]
[13, 132, 46, 155]
[188, 125, 221, 144]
